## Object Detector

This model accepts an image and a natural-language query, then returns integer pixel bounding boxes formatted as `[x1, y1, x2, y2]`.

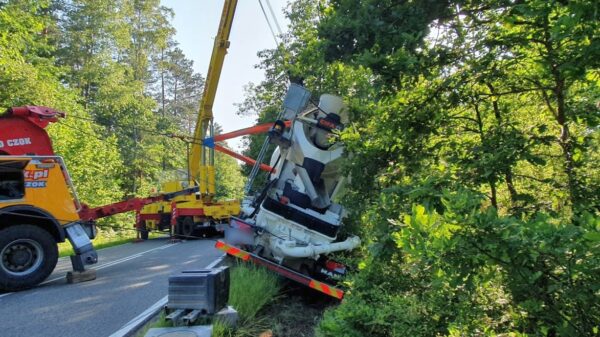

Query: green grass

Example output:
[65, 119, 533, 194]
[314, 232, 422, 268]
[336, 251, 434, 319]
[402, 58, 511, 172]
[213, 262, 282, 337]
[57, 227, 170, 258]
[58, 233, 134, 257]
[228, 262, 281, 320]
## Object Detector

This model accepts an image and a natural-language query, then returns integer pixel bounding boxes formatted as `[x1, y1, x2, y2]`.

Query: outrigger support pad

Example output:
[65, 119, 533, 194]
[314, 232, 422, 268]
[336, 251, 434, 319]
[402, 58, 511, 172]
[65, 223, 98, 283]
[66, 269, 97, 284]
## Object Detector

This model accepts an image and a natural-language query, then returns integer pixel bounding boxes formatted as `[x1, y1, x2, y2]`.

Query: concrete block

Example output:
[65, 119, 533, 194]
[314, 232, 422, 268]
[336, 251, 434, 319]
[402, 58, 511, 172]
[66, 269, 96, 284]
[213, 306, 238, 328]
[144, 325, 212, 337]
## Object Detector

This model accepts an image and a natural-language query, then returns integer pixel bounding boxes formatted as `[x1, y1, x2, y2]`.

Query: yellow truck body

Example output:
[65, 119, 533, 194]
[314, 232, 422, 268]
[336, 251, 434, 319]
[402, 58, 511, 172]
[0, 156, 84, 291]
[1, 157, 80, 222]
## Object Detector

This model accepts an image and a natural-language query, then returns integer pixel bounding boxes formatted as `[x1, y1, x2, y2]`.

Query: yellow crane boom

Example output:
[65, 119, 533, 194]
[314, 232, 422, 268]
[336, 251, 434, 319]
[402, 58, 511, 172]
[190, 0, 238, 196]
[138, 0, 241, 240]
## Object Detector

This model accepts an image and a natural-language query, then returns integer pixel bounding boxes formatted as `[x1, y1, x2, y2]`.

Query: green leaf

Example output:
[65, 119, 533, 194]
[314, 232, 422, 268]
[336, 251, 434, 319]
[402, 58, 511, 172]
[583, 232, 600, 242]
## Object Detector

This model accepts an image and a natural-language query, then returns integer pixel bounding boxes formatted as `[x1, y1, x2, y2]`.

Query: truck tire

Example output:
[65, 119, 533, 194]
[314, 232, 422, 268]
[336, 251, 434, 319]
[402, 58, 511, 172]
[0, 225, 58, 292]
[181, 217, 194, 239]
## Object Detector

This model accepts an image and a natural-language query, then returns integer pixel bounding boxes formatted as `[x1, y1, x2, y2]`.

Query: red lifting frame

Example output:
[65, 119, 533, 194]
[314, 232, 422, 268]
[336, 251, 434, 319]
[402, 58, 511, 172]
[212, 121, 290, 143]
[78, 187, 200, 222]
[0, 106, 65, 156]
[78, 196, 163, 222]
[207, 121, 291, 173]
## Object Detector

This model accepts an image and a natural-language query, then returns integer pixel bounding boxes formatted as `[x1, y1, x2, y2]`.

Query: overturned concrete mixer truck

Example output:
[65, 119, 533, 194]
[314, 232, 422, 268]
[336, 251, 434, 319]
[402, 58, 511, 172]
[215, 84, 361, 299]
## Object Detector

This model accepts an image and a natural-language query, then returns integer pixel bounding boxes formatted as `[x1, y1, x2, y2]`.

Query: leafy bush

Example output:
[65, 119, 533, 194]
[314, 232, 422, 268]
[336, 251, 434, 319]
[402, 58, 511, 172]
[318, 190, 600, 337]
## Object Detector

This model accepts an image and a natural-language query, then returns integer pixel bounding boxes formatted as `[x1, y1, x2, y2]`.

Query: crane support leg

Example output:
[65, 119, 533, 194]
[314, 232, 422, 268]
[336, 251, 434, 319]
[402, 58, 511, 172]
[64, 222, 98, 283]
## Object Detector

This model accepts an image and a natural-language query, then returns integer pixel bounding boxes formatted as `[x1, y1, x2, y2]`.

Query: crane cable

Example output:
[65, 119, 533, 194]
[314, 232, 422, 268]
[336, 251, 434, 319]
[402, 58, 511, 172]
[244, 0, 293, 194]
[57, 114, 250, 193]
[257, 0, 280, 45]
[59, 121, 216, 190]
[0, 209, 287, 241]
[62, 114, 233, 148]
[57, 121, 190, 177]
[64, 114, 191, 141]
[264, 0, 283, 36]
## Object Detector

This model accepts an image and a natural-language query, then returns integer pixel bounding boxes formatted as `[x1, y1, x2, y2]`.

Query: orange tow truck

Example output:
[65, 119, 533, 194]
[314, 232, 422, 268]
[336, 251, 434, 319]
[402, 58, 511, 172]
[0, 106, 197, 291]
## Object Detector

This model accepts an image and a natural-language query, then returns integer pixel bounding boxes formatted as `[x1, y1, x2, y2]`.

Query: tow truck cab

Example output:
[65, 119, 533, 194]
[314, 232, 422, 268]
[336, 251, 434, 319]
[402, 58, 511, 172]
[0, 106, 98, 291]
[0, 156, 96, 291]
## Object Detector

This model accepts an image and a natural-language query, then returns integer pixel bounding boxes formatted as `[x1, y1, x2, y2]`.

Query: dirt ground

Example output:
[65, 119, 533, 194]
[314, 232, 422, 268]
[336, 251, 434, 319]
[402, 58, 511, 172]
[257, 282, 339, 337]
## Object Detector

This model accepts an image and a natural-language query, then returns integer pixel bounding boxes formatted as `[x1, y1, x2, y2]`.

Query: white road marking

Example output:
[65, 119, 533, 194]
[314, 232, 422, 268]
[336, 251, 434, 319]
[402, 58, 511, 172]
[108, 254, 225, 337]
[0, 242, 179, 300]
[205, 255, 225, 269]
[47, 243, 179, 284]
[108, 295, 168, 337]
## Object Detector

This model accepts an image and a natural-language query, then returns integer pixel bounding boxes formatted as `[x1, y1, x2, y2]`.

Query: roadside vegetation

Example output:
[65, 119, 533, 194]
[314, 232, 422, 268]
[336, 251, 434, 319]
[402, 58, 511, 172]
[241, 1, 600, 336]
[2, 0, 598, 336]
[212, 262, 281, 337]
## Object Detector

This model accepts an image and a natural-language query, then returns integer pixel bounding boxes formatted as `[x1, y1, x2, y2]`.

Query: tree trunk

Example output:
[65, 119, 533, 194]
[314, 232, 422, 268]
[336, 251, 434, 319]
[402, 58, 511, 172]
[487, 82, 518, 206]
[489, 179, 498, 208]
[505, 170, 518, 205]
[161, 48, 166, 117]
[555, 77, 576, 207]
[542, 16, 576, 208]
[474, 103, 499, 208]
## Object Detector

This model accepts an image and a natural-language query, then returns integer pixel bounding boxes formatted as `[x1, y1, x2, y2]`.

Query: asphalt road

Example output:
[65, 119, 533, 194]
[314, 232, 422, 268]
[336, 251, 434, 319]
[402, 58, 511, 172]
[0, 237, 223, 337]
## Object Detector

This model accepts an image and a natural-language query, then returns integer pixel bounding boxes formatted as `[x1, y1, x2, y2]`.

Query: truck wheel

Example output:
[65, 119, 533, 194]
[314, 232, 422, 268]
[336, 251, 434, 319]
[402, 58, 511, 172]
[0, 225, 58, 292]
[181, 217, 194, 239]
[139, 223, 149, 241]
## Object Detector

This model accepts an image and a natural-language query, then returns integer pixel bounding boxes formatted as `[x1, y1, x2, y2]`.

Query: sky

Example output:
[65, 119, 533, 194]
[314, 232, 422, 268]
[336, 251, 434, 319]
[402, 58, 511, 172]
[160, 0, 289, 151]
